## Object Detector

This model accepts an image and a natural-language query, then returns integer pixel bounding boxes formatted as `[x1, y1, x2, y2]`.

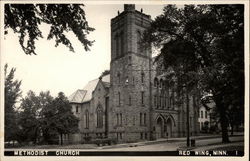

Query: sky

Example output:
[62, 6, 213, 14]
[2, 3, 165, 98]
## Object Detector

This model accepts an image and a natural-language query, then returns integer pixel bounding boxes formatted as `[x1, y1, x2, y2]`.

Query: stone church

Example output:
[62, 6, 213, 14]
[68, 4, 199, 143]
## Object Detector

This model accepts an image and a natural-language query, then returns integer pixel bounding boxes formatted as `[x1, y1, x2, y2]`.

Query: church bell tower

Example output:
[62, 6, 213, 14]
[109, 4, 152, 142]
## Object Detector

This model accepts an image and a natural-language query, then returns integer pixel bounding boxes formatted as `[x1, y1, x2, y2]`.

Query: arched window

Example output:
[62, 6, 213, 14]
[96, 105, 103, 128]
[137, 31, 142, 53]
[85, 110, 89, 129]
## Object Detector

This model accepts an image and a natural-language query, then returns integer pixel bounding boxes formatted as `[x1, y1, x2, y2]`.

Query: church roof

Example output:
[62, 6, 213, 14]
[69, 74, 110, 103]
[68, 89, 87, 103]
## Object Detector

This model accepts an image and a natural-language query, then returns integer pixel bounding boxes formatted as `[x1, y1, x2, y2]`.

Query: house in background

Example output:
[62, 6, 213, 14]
[198, 95, 217, 133]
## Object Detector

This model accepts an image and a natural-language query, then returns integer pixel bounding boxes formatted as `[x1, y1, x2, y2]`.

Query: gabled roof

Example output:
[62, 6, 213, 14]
[82, 79, 99, 103]
[69, 74, 110, 103]
[68, 89, 87, 103]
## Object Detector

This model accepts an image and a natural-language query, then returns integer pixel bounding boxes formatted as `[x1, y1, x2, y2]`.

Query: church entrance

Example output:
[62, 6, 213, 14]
[156, 117, 164, 139]
[166, 118, 172, 138]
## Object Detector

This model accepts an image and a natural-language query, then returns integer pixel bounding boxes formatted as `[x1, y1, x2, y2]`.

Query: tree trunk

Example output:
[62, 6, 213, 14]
[219, 104, 230, 143]
[214, 96, 230, 143]
[186, 91, 190, 147]
[60, 133, 63, 145]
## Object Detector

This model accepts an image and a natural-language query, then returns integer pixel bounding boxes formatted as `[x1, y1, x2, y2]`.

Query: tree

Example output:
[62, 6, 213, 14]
[41, 92, 79, 145]
[144, 5, 244, 143]
[4, 4, 94, 55]
[18, 91, 53, 144]
[4, 64, 22, 143]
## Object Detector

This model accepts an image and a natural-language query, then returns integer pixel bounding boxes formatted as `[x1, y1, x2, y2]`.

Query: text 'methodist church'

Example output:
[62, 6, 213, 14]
[68, 4, 199, 143]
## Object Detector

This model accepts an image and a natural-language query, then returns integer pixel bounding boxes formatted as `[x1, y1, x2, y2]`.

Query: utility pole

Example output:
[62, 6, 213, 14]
[186, 88, 190, 147]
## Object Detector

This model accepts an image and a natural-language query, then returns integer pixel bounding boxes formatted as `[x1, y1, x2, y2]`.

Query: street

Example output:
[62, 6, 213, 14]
[7, 134, 244, 152]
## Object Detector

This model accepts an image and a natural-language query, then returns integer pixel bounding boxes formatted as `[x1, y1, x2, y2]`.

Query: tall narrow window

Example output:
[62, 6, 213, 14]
[140, 133, 143, 139]
[164, 94, 167, 108]
[117, 73, 120, 84]
[118, 92, 121, 106]
[172, 90, 175, 107]
[128, 56, 131, 65]
[205, 111, 207, 119]
[141, 72, 144, 84]
[129, 95, 132, 106]
[144, 113, 146, 125]
[141, 91, 144, 105]
[159, 95, 162, 107]
[190, 117, 192, 128]
[140, 113, 142, 125]
[116, 113, 119, 125]
[120, 32, 124, 56]
[120, 113, 122, 125]
[96, 106, 103, 128]
[85, 110, 89, 129]
[201, 111, 203, 118]
[170, 96, 173, 108]
[115, 34, 119, 57]
[125, 115, 128, 125]
[137, 31, 142, 53]
[157, 95, 159, 108]
[162, 93, 165, 108]
[76, 106, 79, 113]
[154, 95, 157, 107]
[133, 116, 135, 125]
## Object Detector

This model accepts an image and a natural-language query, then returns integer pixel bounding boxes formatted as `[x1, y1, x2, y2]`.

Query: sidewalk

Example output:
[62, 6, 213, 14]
[100, 132, 244, 150]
